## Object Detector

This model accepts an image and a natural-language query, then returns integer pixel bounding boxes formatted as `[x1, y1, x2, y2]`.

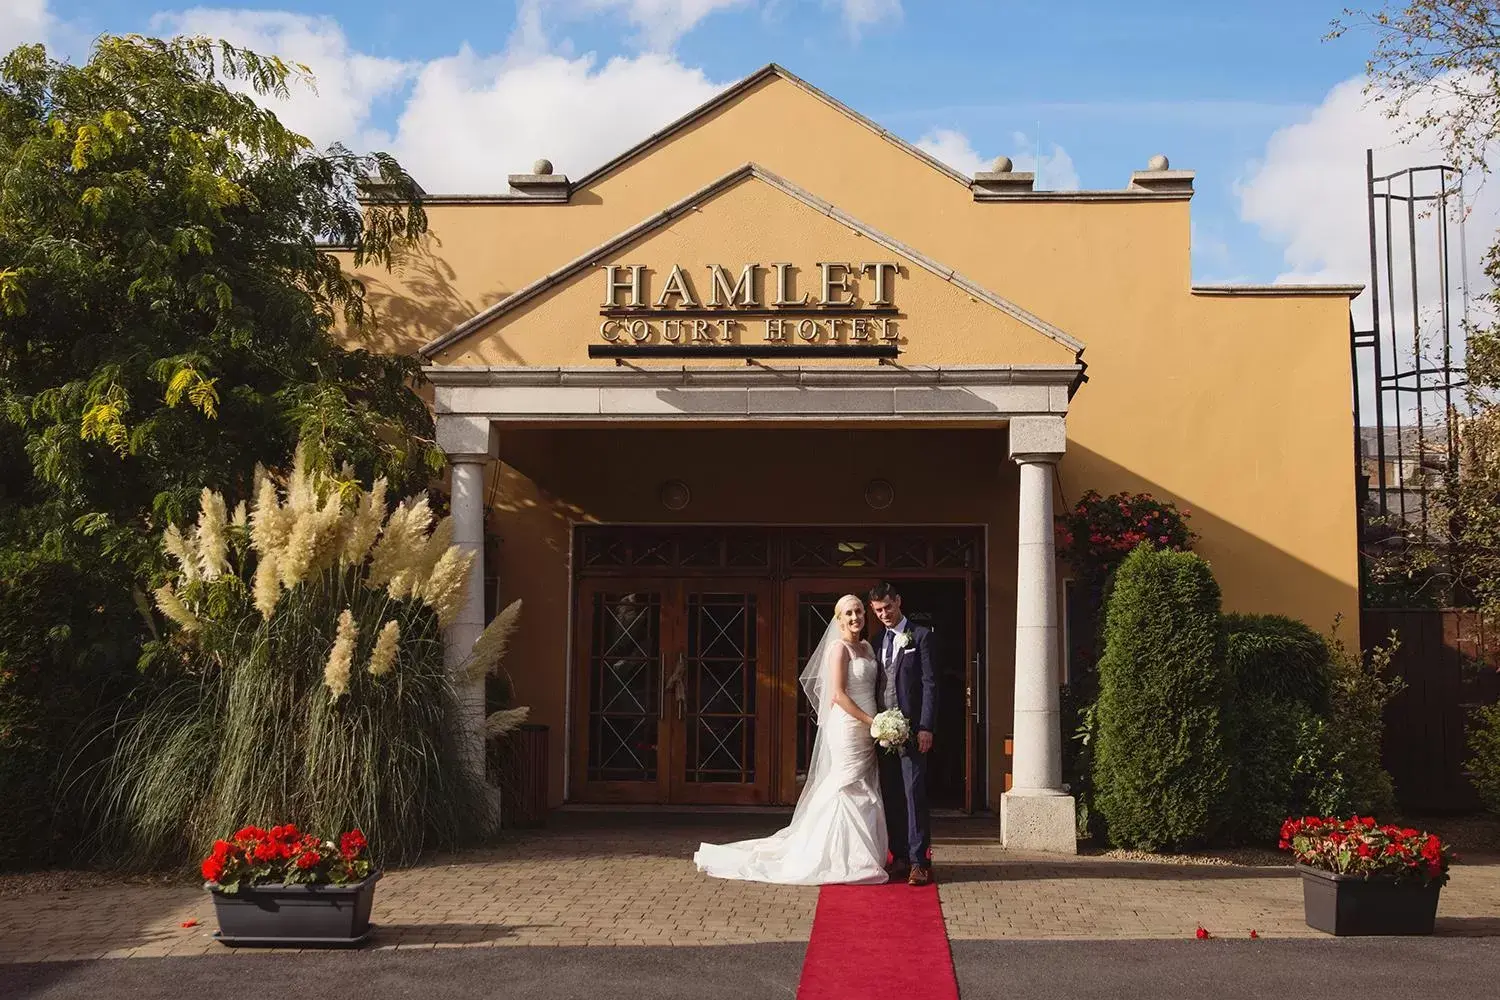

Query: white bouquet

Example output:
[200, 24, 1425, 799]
[869, 709, 911, 754]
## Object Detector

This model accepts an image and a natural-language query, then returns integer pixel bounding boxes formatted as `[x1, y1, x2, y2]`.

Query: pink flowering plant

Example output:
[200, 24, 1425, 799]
[1055, 490, 1196, 586]
[1279, 816, 1455, 887]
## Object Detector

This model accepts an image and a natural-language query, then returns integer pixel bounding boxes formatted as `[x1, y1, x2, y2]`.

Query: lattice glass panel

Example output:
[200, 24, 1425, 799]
[684, 592, 757, 784]
[933, 535, 978, 569]
[586, 591, 661, 782]
[789, 536, 878, 569]
[581, 534, 628, 568]
[886, 536, 929, 569]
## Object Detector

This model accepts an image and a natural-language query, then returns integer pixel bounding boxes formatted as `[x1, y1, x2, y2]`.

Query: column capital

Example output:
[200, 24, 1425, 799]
[435, 414, 494, 460]
[1008, 415, 1066, 464]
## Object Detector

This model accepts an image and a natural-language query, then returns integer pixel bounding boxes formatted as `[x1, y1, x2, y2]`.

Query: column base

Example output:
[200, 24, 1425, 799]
[1000, 791, 1078, 854]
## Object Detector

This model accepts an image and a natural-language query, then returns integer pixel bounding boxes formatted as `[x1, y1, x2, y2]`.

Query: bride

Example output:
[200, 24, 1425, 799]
[693, 594, 889, 884]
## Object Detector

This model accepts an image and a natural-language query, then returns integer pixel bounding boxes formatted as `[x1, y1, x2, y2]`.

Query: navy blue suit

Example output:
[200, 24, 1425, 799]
[874, 621, 936, 867]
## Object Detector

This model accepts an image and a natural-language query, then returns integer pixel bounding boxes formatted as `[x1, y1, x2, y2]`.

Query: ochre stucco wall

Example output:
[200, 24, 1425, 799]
[339, 69, 1361, 809]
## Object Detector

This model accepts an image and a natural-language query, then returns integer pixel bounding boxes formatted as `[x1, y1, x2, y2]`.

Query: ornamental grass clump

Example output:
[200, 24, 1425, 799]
[89, 447, 523, 869]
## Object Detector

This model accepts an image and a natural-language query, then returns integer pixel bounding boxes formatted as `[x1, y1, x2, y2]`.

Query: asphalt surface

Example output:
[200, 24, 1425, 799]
[3, 938, 1500, 999]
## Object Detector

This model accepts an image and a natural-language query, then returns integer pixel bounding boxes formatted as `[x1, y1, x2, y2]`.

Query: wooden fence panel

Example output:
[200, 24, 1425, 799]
[1364, 609, 1500, 813]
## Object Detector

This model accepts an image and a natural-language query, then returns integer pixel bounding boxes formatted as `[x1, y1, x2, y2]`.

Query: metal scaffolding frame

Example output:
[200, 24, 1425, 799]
[1352, 148, 1471, 537]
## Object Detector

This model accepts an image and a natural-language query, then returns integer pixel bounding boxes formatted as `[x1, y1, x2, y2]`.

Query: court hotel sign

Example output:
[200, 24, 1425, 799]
[598, 262, 902, 347]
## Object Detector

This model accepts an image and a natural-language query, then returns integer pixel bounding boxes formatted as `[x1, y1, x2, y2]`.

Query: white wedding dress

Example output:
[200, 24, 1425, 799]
[693, 631, 888, 885]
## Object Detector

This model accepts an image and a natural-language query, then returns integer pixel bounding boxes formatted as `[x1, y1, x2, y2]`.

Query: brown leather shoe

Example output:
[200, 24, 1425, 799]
[907, 864, 932, 887]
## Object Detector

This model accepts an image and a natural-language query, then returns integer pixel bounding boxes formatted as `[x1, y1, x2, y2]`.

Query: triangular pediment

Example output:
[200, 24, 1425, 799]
[569, 64, 973, 192]
[422, 165, 1084, 367]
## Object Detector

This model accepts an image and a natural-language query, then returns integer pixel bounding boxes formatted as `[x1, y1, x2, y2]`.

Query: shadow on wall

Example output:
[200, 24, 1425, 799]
[1059, 442, 1360, 637]
[357, 236, 513, 360]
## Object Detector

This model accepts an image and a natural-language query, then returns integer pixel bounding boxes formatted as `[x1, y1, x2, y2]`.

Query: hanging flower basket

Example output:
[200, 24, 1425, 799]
[202, 825, 380, 947]
[1280, 817, 1454, 936]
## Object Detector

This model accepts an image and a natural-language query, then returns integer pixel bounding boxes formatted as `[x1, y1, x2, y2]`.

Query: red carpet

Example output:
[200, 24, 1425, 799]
[796, 882, 959, 1000]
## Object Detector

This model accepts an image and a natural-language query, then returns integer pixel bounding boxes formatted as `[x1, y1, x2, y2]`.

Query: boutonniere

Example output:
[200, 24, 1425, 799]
[893, 629, 914, 650]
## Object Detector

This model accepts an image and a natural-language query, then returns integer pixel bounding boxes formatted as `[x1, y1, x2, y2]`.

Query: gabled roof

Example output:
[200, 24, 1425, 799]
[411, 64, 974, 204]
[571, 63, 973, 191]
[420, 163, 1087, 360]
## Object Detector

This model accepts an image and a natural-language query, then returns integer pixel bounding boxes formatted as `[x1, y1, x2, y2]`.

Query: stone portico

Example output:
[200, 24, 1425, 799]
[431, 364, 1079, 853]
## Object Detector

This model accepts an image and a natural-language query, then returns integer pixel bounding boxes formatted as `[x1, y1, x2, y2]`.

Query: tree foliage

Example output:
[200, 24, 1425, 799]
[0, 35, 436, 580]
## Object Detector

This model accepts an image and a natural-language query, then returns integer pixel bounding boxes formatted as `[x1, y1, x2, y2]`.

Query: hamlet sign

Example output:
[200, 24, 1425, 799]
[596, 262, 901, 351]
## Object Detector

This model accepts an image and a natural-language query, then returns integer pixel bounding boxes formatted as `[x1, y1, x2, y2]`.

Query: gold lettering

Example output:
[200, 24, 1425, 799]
[797, 318, 819, 342]
[765, 318, 787, 342]
[852, 317, 870, 342]
[628, 319, 650, 343]
[771, 263, 810, 307]
[655, 265, 699, 308]
[601, 265, 644, 308]
[818, 262, 854, 307]
[600, 319, 622, 342]
[828, 316, 844, 342]
[861, 262, 899, 305]
[876, 317, 896, 343]
[662, 319, 684, 343]
[691, 319, 714, 343]
[706, 264, 760, 307]
[720, 318, 735, 342]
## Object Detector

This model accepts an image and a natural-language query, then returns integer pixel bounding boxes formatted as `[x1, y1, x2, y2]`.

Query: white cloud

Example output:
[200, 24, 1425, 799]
[390, 50, 727, 191]
[915, 126, 1080, 191]
[150, 9, 414, 152]
[1239, 75, 1497, 300]
[521, 0, 751, 51]
[835, 0, 902, 33]
[0, 0, 52, 53]
[1239, 74, 1500, 425]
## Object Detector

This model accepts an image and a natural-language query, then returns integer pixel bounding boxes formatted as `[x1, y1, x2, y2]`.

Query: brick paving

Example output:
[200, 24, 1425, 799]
[1, 814, 1496, 963]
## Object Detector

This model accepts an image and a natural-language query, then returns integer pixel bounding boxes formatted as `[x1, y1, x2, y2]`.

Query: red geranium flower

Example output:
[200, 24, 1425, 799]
[339, 829, 368, 861]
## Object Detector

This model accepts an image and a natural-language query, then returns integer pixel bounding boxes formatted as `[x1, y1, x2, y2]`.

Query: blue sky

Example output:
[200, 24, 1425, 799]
[5, 1, 1476, 287]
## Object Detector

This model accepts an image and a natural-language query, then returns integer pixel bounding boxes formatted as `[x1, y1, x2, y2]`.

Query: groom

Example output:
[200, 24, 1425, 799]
[868, 582, 936, 886]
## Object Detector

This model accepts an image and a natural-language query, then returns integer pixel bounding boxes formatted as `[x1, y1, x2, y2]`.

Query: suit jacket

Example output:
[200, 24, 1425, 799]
[875, 622, 937, 734]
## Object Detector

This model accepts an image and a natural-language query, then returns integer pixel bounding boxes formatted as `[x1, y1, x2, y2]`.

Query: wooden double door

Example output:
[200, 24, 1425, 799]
[570, 574, 979, 808]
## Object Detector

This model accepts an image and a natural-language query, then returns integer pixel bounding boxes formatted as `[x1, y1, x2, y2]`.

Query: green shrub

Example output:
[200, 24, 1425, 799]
[1092, 546, 1231, 851]
[1464, 701, 1500, 814]
[1292, 624, 1403, 818]
[1224, 614, 1331, 711]
[1222, 615, 1334, 842]
[0, 549, 139, 869]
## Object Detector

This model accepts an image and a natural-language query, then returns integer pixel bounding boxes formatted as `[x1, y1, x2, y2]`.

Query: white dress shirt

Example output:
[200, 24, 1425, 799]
[879, 616, 908, 712]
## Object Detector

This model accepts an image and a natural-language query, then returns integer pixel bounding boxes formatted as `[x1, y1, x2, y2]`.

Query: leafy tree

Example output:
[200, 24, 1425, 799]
[0, 35, 436, 866]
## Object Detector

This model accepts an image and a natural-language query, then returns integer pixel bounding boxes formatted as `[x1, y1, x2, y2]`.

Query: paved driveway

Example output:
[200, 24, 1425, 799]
[0, 812, 1495, 993]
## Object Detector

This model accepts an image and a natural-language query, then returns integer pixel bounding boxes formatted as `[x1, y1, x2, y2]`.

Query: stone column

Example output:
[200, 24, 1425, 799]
[436, 415, 492, 787]
[1001, 415, 1077, 854]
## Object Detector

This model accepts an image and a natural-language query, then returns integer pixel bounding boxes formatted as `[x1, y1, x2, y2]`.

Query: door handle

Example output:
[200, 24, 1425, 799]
[970, 654, 981, 724]
[657, 654, 667, 720]
[665, 653, 687, 721]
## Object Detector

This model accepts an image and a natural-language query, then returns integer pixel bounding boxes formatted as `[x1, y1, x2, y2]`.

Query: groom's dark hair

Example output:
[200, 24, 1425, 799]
[868, 581, 900, 602]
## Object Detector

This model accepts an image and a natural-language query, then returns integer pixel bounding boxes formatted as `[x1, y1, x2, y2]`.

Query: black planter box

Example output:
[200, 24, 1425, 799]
[1298, 864, 1441, 936]
[209, 873, 380, 947]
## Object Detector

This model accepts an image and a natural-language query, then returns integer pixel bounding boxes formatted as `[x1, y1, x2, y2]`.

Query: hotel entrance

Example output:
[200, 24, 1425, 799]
[568, 526, 985, 810]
